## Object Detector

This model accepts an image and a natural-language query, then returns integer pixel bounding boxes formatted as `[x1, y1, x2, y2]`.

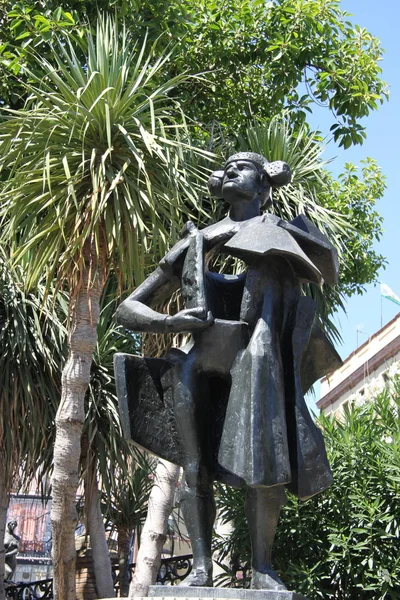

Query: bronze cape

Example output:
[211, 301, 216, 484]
[114, 214, 342, 500]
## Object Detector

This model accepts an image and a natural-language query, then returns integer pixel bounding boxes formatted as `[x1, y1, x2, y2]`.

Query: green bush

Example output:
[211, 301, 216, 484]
[215, 377, 400, 599]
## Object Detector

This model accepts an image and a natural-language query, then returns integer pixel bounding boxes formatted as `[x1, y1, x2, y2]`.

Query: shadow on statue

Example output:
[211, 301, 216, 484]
[114, 152, 342, 595]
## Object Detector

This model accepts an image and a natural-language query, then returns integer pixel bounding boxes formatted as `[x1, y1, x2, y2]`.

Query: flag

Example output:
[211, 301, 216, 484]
[381, 283, 400, 306]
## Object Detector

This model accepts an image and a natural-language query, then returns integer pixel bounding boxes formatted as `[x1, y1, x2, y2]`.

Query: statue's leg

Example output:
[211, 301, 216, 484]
[179, 480, 215, 586]
[245, 485, 287, 590]
[174, 355, 215, 587]
[4, 564, 12, 580]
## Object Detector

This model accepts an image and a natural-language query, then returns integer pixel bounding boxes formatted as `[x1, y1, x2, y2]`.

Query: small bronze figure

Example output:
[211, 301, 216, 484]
[115, 152, 341, 591]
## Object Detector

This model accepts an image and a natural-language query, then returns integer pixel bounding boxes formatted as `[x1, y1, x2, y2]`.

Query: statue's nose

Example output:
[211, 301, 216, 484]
[226, 164, 238, 178]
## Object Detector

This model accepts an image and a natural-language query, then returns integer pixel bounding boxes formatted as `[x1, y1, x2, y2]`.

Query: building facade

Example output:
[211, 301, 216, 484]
[317, 312, 400, 416]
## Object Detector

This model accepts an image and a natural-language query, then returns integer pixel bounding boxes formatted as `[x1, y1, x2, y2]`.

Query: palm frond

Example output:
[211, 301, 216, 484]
[0, 243, 67, 487]
[236, 116, 349, 248]
[0, 15, 214, 293]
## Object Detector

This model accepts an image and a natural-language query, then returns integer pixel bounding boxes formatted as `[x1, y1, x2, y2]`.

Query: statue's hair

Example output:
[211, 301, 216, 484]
[225, 152, 269, 172]
[208, 152, 291, 206]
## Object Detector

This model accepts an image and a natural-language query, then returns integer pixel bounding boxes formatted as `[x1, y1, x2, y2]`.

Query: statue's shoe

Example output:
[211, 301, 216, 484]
[179, 567, 213, 587]
[251, 569, 287, 591]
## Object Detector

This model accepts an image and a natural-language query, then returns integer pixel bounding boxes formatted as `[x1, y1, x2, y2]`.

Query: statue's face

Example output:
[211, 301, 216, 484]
[222, 160, 262, 203]
[8, 520, 17, 532]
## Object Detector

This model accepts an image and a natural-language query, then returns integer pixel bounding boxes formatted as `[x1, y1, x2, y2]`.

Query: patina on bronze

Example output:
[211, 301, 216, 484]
[114, 152, 341, 592]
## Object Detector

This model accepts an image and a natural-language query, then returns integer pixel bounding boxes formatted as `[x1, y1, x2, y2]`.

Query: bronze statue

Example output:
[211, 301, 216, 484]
[114, 152, 341, 591]
[4, 520, 20, 581]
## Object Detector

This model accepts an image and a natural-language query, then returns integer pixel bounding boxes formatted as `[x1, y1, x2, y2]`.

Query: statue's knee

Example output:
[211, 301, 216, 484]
[246, 484, 287, 506]
[173, 365, 197, 408]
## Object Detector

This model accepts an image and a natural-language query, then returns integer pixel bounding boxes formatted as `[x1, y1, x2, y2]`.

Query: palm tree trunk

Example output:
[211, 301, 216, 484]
[85, 464, 115, 598]
[0, 467, 9, 600]
[117, 527, 133, 597]
[129, 459, 180, 598]
[51, 252, 103, 600]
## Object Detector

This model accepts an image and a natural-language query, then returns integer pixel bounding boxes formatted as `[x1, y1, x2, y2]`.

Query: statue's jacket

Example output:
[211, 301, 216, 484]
[115, 213, 342, 500]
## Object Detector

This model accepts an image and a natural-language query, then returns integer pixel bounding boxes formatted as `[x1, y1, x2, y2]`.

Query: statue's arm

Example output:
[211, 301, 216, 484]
[116, 231, 215, 334]
[116, 265, 179, 333]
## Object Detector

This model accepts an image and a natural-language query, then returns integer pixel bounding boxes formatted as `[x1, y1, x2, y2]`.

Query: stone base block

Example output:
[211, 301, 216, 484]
[148, 585, 308, 600]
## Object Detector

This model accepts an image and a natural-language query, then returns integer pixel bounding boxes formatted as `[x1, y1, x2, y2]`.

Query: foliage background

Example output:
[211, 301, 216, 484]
[0, 1, 388, 309]
[215, 380, 400, 599]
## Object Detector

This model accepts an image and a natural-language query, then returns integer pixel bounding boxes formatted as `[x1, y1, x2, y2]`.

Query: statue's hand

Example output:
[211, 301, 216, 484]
[166, 308, 214, 333]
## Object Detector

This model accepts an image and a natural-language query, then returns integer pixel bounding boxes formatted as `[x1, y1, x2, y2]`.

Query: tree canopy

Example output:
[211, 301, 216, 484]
[0, 0, 389, 149]
[0, 244, 66, 488]
[0, 16, 211, 291]
[0, 0, 388, 310]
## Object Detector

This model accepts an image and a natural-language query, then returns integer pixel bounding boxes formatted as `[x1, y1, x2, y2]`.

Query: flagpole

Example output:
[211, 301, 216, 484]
[381, 291, 383, 328]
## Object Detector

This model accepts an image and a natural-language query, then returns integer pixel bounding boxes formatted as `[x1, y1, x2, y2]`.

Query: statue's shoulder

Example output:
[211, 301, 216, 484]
[280, 214, 339, 285]
[222, 213, 339, 285]
[201, 216, 254, 252]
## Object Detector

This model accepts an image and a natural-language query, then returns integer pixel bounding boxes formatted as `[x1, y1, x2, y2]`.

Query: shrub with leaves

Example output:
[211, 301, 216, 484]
[215, 379, 400, 599]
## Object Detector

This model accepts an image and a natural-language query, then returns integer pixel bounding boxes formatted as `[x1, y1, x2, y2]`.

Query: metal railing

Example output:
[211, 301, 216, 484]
[5, 579, 53, 600]
[5, 554, 193, 598]
[112, 553, 193, 592]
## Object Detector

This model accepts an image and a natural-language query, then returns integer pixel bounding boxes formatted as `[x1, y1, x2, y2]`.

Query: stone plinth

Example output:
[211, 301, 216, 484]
[148, 585, 308, 600]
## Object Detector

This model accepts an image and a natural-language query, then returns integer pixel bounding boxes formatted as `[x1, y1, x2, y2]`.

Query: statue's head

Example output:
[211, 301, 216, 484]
[7, 520, 17, 533]
[208, 152, 291, 209]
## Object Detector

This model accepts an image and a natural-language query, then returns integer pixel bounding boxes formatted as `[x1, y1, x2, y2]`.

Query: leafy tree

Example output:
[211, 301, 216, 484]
[0, 1, 387, 305]
[0, 2, 388, 309]
[103, 452, 154, 597]
[84, 282, 153, 597]
[215, 379, 400, 599]
[0, 16, 210, 600]
[129, 458, 180, 598]
[0, 0, 389, 148]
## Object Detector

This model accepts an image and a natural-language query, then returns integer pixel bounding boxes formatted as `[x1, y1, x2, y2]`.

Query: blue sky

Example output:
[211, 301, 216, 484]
[310, 0, 400, 390]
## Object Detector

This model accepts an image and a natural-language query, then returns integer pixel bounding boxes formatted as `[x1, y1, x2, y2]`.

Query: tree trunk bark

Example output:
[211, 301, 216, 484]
[129, 459, 180, 598]
[0, 468, 9, 600]
[51, 254, 103, 600]
[85, 463, 115, 598]
[117, 527, 133, 597]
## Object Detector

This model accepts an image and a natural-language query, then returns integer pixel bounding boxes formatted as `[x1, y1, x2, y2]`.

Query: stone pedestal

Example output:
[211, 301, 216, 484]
[148, 585, 308, 600]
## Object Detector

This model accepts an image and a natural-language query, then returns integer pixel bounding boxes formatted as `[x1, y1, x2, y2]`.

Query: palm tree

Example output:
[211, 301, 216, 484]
[83, 280, 153, 597]
[129, 458, 180, 598]
[0, 244, 66, 600]
[0, 15, 211, 600]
